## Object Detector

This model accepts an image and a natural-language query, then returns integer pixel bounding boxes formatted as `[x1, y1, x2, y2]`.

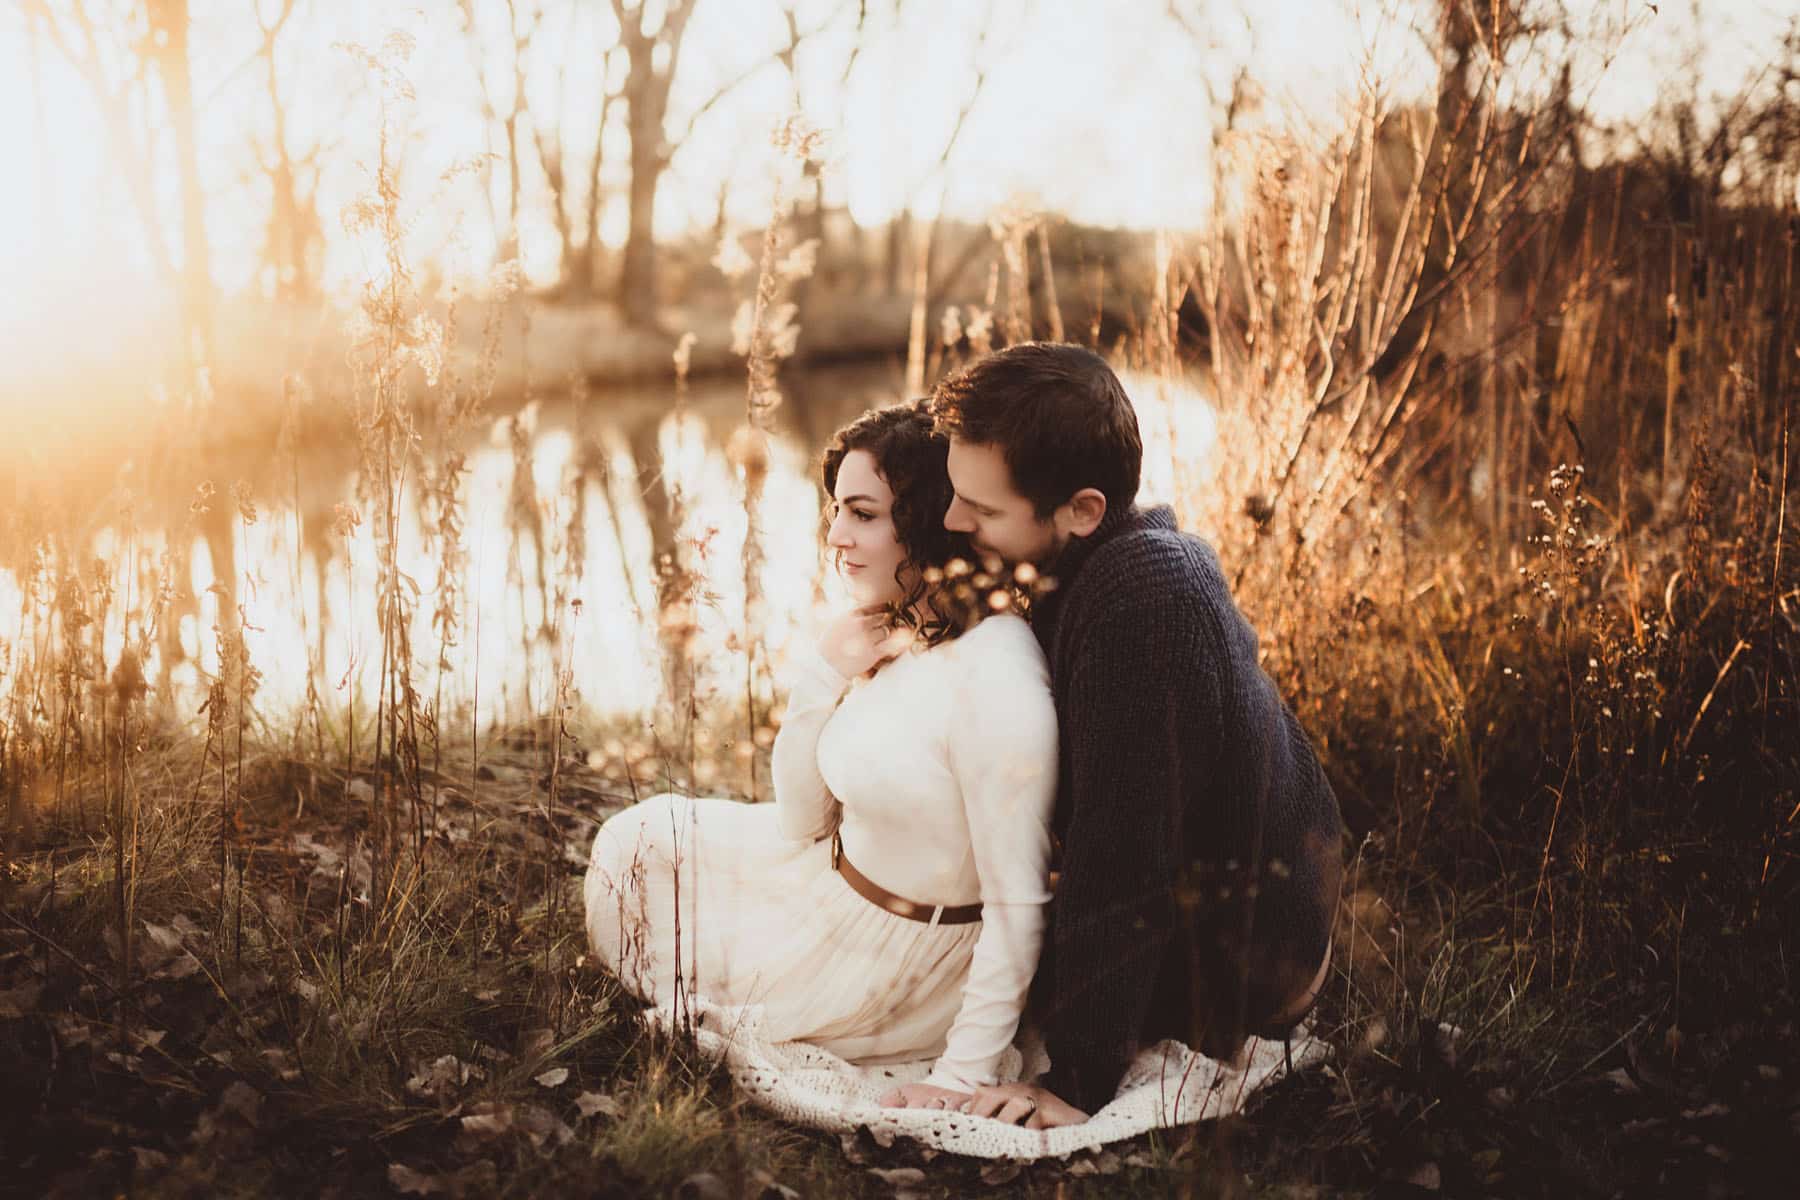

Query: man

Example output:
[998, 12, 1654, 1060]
[917, 342, 1344, 1128]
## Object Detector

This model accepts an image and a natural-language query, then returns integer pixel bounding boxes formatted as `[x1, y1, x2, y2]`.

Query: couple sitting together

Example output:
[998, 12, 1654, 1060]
[584, 342, 1344, 1132]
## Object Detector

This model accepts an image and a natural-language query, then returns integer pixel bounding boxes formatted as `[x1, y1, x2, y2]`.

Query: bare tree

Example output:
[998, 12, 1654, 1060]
[144, 0, 214, 361]
[458, 0, 546, 261]
[531, 11, 624, 297]
[251, 0, 326, 301]
[608, 0, 845, 326]
[900, 0, 1000, 392]
[573, 45, 627, 297]
[611, 0, 700, 327]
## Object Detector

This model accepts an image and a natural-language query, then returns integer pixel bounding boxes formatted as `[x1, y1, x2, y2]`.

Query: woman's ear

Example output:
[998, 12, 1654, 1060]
[1059, 488, 1108, 539]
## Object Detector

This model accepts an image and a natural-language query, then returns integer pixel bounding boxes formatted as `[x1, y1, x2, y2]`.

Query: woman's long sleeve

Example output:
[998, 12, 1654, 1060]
[923, 619, 1059, 1091]
[769, 642, 851, 843]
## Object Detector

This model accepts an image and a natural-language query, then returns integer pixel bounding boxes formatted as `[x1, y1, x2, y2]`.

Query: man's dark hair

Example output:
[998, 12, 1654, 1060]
[930, 342, 1143, 517]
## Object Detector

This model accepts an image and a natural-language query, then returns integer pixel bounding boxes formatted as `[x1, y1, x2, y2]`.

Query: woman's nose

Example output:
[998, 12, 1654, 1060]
[826, 512, 854, 548]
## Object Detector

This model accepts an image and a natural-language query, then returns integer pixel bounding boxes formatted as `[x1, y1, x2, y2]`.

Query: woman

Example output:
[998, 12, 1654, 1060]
[583, 401, 1058, 1107]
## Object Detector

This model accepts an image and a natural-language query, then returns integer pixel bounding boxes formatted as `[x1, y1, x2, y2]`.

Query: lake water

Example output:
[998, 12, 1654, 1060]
[0, 361, 1218, 740]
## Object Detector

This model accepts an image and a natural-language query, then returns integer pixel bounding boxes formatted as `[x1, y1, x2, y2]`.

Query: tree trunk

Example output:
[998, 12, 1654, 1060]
[501, 112, 523, 260]
[614, 0, 695, 329]
[147, 0, 212, 364]
[619, 73, 663, 327]
[574, 95, 611, 298]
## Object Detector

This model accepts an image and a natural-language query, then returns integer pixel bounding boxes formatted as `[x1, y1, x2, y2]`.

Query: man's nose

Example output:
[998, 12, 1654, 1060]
[944, 498, 973, 532]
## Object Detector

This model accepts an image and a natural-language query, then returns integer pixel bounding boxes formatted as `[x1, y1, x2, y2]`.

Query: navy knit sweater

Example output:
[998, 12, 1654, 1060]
[1029, 504, 1345, 1113]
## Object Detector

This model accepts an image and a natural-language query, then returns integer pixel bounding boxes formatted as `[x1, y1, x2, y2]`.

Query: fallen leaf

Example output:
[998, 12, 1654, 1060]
[574, 1091, 623, 1119]
[388, 1162, 441, 1196]
[459, 1103, 514, 1139]
[1406, 1161, 1442, 1190]
[407, 1055, 480, 1101]
[1600, 1067, 1638, 1093]
[534, 1067, 569, 1088]
[675, 1172, 730, 1200]
[515, 1103, 574, 1148]
[154, 951, 203, 981]
[261, 1048, 301, 1082]
[1681, 1102, 1730, 1119]
[132, 1147, 171, 1173]
[104, 1051, 145, 1074]
[869, 1167, 926, 1186]
[979, 1161, 1023, 1185]
[220, 1081, 263, 1127]
[291, 832, 343, 879]
[0, 982, 43, 1019]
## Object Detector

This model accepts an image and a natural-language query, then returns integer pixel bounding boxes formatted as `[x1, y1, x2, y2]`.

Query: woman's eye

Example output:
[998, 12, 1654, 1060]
[852, 509, 875, 522]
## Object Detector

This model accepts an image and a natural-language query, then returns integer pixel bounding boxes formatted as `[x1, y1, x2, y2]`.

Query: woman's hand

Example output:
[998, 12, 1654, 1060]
[877, 1082, 971, 1111]
[962, 1082, 1088, 1129]
[819, 605, 915, 679]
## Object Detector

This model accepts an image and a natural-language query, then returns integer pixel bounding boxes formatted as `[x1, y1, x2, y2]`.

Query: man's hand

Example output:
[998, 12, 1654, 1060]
[877, 1082, 971, 1111]
[963, 1082, 1088, 1129]
[819, 605, 915, 679]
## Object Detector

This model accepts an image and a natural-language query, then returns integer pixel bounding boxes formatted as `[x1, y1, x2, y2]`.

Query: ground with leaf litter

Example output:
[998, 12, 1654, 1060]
[2, 727, 1795, 1198]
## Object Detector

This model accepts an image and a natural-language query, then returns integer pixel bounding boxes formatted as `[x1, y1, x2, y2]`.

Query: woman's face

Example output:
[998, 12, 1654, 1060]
[826, 449, 913, 608]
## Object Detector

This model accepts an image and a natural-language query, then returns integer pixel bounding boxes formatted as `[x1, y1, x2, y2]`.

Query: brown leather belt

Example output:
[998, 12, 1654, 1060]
[831, 831, 982, 926]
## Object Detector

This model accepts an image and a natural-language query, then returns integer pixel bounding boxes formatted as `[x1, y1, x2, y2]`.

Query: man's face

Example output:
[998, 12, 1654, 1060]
[943, 438, 1062, 567]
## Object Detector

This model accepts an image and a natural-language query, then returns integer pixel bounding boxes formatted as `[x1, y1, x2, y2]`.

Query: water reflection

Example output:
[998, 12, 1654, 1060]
[1, 364, 1216, 734]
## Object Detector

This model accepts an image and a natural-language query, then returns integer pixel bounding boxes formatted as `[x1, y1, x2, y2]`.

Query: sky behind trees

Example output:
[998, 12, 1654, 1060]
[0, 0, 1789, 330]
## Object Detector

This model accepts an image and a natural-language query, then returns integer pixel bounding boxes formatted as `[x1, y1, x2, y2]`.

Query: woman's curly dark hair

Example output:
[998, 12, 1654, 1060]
[820, 400, 979, 646]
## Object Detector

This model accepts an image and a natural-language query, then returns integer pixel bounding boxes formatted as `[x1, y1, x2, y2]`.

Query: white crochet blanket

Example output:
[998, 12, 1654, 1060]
[645, 998, 1327, 1160]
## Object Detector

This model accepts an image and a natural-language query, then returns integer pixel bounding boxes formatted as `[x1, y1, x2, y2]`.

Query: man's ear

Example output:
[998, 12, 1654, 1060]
[1059, 488, 1108, 539]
